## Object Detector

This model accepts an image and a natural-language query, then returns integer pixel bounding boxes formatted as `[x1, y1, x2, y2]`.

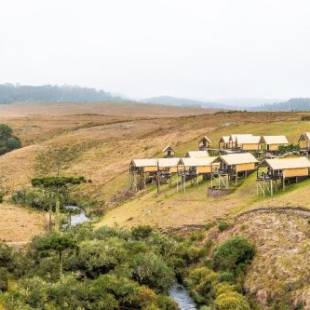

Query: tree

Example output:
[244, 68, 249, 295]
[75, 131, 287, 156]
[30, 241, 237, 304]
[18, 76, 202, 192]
[0, 124, 21, 155]
[34, 232, 77, 279]
[31, 176, 86, 231]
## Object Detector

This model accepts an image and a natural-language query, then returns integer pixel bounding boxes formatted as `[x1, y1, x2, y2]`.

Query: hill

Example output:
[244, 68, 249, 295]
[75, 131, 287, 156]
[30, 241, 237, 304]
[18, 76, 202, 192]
[0, 104, 309, 308]
[143, 96, 226, 109]
[0, 84, 118, 104]
[254, 98, 310, 112]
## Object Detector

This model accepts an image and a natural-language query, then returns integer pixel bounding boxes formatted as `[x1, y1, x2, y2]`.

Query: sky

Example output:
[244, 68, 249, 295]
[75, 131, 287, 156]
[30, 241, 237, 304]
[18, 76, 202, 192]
[1, 0, 310, 100]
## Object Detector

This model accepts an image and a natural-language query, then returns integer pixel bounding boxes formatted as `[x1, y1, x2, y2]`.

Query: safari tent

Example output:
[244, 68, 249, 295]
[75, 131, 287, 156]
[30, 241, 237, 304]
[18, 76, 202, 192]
[235, 135, 261, 151]
[219, 153, 259, 176]
[178, 157, 219, 175]
[198, 136, 212, 150]
[262, 157, 310, 179]
[218, 136, 230, 149]
[162, 145, 175, 157]
[229, 134, 254, 148]
[130, 158, 180, 174]
[130, 159, 158, 173]
[130, 158, 180, 190]
[186, 150, 209, 158]
[298, 132, 310, 150]
[260, 136, 288, 152]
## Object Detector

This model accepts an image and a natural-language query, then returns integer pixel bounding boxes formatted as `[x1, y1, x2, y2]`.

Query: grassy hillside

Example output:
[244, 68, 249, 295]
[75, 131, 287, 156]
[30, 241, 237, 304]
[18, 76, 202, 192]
[0, 104, 310, 240]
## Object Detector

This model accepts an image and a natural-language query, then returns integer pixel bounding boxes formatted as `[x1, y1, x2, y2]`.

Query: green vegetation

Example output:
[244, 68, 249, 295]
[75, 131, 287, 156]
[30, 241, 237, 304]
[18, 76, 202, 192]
[183, 236, 255, 309]
[0, 124, 21, 155]
[0, 225, 255, 310]
[278, 144, 300, 154]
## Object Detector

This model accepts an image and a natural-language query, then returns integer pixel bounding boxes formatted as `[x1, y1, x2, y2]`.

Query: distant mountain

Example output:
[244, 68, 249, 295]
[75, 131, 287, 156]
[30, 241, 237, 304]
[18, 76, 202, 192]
[0, 84, 121, 104]
[252, 98, 310, 112]
[142, 96, 227, 109]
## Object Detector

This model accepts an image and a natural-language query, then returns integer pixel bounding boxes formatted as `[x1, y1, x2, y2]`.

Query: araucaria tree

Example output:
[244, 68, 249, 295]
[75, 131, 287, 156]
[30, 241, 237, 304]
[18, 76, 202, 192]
[31, 176, 86, 231]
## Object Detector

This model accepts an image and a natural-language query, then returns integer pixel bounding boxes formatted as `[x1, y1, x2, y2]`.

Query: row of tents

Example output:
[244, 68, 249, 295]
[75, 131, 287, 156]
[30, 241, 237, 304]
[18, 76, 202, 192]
[130, 152, 310, 180]
[218, 133, 310, 152]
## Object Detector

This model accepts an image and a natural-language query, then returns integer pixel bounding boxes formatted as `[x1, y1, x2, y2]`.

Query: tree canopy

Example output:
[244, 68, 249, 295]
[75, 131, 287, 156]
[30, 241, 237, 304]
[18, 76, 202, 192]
[0, 124, 21, 155]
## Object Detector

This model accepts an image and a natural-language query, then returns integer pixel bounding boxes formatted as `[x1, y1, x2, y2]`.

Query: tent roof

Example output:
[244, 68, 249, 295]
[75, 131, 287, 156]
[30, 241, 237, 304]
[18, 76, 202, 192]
[163, 145, 174, 152]
[260, 136, 288, 144]
[264, 157, 310, 170]
[158, 158, 180, 168]
[179, 156, 218, 167]
[132, 158, 180, 168]
[230, 134, 253, 142]
[236, 135, 261, 144]
[131, 159, 158, 167]
[220, 152, 259, 165]
[200, 136, 212, 143]
[186, 151, 209, 158]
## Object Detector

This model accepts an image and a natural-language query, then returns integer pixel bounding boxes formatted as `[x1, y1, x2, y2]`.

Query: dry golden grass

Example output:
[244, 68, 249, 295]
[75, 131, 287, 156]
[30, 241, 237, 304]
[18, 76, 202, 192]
[0, 103, 310, 241]
[0, 203, 47, 242]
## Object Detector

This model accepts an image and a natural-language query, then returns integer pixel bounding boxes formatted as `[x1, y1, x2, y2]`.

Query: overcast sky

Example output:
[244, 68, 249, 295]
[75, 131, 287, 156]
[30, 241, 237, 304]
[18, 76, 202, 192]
[1, 0, 310, 100]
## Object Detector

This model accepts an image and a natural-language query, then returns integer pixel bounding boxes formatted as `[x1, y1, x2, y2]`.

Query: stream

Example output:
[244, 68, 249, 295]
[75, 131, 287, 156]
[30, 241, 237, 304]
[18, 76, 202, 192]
[64, 205, 90, 226]
[169, 284, 197, 310]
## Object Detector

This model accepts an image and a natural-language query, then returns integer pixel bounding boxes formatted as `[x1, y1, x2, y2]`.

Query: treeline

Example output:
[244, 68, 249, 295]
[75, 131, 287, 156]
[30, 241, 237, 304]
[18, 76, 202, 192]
[0, 84, 120, 104]
[253, 98, 310, 112]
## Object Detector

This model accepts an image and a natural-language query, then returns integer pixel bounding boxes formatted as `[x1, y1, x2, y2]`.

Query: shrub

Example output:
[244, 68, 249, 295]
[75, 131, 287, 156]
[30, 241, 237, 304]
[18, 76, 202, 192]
[217, 271, 235, 283]
[131, 253, 175, 292]
[218, 221, 230, 232]
[213, 236, 255, 276]
[215, 291, 250, 310]
[132, 225, 153, 240]
[301, 115, 310, 121]
[0, 267, 8, 291]
[0, 124, 21, 155]
[11, 188, 61, 211]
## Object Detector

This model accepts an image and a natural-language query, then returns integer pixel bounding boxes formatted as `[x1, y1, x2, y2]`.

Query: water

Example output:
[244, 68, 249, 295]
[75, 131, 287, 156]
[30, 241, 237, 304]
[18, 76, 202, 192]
[64, 205, 90, 226]
[169, 284, 197, 310]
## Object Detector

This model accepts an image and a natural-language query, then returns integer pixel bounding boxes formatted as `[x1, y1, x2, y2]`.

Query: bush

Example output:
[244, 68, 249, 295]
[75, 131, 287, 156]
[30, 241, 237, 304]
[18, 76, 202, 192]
[131, 253, 175, 293]
[132, 225, 153, 240]
[218, 221, 230, 232]
[0, 267, 8, 291]
[213, 236, 255, 276]
[0, 124, 21, 155]
[278, 144, 300, 154]
[215, 291, 250, 310]
[11, 188, 61, 211]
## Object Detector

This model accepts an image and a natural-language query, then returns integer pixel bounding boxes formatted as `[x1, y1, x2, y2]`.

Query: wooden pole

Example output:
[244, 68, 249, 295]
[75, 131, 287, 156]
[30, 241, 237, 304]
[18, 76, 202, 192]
[156, 161, 160, 195]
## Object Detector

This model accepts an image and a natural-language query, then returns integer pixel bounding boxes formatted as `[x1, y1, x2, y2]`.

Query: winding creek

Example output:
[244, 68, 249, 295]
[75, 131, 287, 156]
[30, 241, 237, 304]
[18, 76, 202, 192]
[64, 206, 197, 309]
[169, 284, 197, 310]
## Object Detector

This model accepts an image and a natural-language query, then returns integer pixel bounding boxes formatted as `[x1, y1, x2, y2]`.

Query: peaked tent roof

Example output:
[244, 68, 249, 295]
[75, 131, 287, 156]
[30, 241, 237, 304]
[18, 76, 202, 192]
[260, 136, 288, 145]
[163, 145, 174, 152]
[179, 156, 218, 167]
[200, 136, 212, 143]
[264, 157, 310, 170]
[187, 151, 209, 158]
[220, 153, 259, 165]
